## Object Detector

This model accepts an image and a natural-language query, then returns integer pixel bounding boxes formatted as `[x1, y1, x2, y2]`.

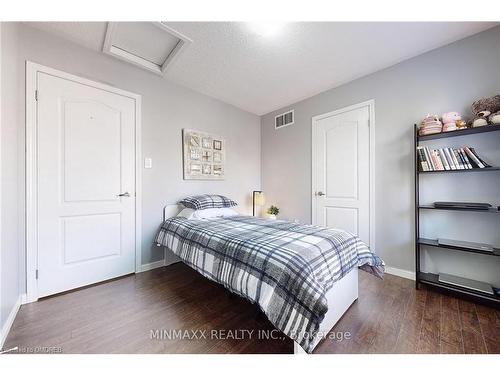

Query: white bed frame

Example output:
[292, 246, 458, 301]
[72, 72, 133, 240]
[162, 204, 359, 354]
[293, 267, 358, 354]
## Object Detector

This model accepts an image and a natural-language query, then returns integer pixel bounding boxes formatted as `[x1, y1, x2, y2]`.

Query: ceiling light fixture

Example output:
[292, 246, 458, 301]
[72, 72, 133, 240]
[247, 22, 286, 37]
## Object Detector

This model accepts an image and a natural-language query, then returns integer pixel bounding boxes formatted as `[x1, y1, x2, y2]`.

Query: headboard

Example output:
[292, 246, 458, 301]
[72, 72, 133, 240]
[163, 204, 183, 221]
[159, 204, 183, 266]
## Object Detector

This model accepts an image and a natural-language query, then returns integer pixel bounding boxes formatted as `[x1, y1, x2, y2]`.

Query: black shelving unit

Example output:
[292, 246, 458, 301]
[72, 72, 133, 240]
[419, 205, 500, 213]
[414, 124, 500, 308]
[418, 238, 500, 257]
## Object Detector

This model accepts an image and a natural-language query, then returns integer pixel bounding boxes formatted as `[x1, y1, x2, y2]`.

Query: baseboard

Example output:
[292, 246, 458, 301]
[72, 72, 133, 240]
[385, 266, 416, 280]
[165, 257, 181, 267]
[138, 259, 165, 272]
[20, 293, 28, 305]
[0, 294, 23, 350]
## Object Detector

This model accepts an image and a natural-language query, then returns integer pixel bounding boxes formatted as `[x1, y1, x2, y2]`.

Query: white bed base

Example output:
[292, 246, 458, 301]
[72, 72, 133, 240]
[161, 204, 359, 355]
[293, 266, 358, 354]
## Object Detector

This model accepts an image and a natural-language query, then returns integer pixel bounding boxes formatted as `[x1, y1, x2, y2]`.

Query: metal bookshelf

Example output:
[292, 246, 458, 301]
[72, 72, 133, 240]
[414, 124, 500, 308]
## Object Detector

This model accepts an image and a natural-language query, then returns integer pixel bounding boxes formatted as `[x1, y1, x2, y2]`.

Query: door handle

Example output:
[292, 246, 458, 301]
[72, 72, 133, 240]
[316, 191, 325, 197]
[117, 192, 130, 197]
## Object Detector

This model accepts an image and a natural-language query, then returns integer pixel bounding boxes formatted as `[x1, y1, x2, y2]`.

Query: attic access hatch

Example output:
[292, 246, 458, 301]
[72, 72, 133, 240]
[103, 22, 192, 76]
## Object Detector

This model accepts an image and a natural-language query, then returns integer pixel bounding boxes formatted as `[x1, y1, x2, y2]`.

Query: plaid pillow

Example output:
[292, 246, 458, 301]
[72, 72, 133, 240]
[179, 195, 237, 210]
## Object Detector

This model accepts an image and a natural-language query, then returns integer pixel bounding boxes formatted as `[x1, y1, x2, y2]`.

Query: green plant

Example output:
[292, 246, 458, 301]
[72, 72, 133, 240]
[267, 205, 280, 216]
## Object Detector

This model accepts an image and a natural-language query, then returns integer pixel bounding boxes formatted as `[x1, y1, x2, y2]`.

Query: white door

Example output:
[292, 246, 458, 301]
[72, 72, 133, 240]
[312, 103, 372, 245]
[37, 72, 136, 298]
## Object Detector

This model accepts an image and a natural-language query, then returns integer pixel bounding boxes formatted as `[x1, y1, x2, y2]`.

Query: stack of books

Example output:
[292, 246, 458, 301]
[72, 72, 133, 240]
[417, 146, 491, 171]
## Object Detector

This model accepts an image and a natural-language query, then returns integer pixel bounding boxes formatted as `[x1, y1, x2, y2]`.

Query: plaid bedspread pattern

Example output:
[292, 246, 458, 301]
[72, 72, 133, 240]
[155, 216, 384, 352]
[179, 194, 237, 210]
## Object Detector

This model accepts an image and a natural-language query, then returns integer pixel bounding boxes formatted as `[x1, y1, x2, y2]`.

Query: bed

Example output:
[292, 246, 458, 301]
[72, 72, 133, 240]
[155, 204, 384, 354]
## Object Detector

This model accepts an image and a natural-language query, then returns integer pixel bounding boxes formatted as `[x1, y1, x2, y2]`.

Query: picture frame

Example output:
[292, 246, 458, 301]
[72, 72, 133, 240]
[213, 139, 222, 150]
[213, 151, 222, 163]
[202, 150, 212, 162]
[183, 129, 225, 180]
[202, 136, 213, 149]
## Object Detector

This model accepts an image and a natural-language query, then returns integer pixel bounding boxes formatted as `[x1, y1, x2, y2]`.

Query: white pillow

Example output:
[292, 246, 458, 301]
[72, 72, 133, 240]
[177, 207, 239, 220]
[177, 208, 197, 219]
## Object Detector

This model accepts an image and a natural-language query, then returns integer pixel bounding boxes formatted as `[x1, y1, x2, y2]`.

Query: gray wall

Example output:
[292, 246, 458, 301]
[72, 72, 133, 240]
[0, 22, 261, 331]
[261, 26, 500, 278]
[1, 21, 3, 336]
[1, 22, 22, 338]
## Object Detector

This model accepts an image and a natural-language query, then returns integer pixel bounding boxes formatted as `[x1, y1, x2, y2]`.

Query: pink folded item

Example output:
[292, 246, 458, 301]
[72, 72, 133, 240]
[419, 114, 443, 135]
[420, 124, 442, 131]
[419, 127, 442, 136]
[442, 123, 457, 132]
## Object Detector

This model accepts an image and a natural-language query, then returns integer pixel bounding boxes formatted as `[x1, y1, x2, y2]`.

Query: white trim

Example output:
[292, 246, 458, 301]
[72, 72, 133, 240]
[157, 23, 193, 74]
[20, 294, 28, 305]
[163, 203, 182, 222]
[311, 99, 376, 252]
[134, 95, 143, 274]
[25, 61, 142, 303]
[0, 294, 23, 350]
[103, 22, 192, 76]
[385, 266, 416, 280]
[25, 61, 37, 304]
[138, 259, 166, 273]
[165, 256, 181, 267]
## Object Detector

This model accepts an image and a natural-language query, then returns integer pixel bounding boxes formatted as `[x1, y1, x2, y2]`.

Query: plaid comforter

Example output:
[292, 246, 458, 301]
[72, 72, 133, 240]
[155, 216, 384, 352]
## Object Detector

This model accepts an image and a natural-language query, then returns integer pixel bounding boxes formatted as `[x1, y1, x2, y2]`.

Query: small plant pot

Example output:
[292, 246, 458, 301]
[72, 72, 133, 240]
[267, 214, 277, 220]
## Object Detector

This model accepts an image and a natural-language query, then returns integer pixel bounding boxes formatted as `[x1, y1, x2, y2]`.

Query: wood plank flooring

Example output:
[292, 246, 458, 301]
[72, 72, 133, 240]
[4, 263, 500, 354]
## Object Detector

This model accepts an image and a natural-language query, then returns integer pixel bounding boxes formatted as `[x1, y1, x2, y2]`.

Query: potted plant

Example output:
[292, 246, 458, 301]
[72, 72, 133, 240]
[266, 205, 280, 220]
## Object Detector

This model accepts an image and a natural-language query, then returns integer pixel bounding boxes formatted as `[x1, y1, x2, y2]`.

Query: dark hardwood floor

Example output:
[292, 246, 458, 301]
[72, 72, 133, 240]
[4, 263, 500, 354]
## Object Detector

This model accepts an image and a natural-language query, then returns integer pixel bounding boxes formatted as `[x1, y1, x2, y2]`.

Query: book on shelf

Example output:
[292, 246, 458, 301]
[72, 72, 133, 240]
[416, 147, 428, 171]
[445, 148, 456, 170]
[437, 238, 494, 252]
[449, 148, 461, 169]
[417, 145, 492, 172]
[459, 148, 472, 169]
[452, 148, 465, 169]
[470, 147, 491, 167]
[432, 149, 444, 170]
[438, 148, 450, 170]
[424, 147, 434, 171]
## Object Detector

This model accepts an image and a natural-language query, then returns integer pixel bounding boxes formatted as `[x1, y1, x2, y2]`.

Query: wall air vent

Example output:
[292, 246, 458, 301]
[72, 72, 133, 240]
[275, 110, 294, 129]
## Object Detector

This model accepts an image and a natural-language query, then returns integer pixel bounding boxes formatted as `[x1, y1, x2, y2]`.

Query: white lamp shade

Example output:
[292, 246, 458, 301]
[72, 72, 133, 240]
[254, 192, 265, 206]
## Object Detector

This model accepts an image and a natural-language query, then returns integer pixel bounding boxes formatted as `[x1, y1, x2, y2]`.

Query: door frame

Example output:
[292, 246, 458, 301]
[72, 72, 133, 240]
[25, 61, 142, 303]
[311, 99, 376, 251]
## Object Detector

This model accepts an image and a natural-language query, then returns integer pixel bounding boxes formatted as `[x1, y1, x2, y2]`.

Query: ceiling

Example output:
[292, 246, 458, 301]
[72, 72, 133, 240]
[28, 22, 498, 115]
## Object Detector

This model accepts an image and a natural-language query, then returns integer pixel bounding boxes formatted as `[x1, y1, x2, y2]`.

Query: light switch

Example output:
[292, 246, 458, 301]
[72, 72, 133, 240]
[144, 158, 152, 169]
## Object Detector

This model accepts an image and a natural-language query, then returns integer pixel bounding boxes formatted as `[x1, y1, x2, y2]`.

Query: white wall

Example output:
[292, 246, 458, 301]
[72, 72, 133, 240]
[0, 22, 261, 331]
[261, 26, 500, 282]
